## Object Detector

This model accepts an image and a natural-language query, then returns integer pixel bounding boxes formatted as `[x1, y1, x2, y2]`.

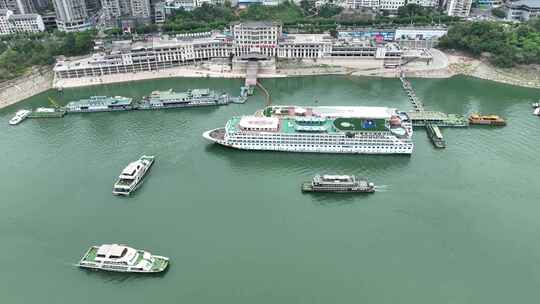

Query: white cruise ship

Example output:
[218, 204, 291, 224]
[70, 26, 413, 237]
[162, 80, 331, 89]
[203, 106, 414, 154]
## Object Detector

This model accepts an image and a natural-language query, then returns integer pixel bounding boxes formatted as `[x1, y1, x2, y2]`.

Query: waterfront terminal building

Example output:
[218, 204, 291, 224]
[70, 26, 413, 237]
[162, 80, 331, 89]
[54, 24, 447, 80]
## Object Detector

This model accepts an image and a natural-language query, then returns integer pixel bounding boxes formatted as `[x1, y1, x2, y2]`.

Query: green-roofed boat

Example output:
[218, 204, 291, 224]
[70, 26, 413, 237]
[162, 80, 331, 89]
[65, 96, 134, 113]
[77, 244, 169, 273]
[204, 105, 414, 155]
[137, 88, 231, 110]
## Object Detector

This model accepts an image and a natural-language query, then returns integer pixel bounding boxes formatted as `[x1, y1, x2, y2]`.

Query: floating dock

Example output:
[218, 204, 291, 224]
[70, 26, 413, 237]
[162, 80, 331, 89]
[405, 111, 468, 127]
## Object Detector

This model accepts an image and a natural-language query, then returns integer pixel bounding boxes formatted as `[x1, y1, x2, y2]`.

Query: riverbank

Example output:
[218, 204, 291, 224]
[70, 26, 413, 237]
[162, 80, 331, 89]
[2, 49, 539, 110]
[0, 67, 53, 109]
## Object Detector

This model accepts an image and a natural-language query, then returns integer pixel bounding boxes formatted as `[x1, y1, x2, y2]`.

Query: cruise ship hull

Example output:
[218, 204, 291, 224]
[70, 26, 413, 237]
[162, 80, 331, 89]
[203, 128, 413, 155]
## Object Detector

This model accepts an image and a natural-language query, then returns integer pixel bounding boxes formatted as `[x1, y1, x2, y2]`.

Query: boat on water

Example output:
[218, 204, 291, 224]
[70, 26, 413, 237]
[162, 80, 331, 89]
[426, 124, 445, 148]
[203, 105, 414, 155]
[27, 107, 66, 118]
[112, 155, 154, 196]
[137, 88, 230, 110]
[302, 174, 375, 193]
[9, 109, 31, 125]
[532, 102, 539, 108]
[534, 107, 540, 116]
[65, 96, 134, 113]
[468, 114, 506, 126]
[77, 244, 169, 273]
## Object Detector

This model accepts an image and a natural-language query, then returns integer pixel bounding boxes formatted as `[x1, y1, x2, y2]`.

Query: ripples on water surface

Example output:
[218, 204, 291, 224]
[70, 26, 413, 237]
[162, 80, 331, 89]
[1, 76, 540, 304]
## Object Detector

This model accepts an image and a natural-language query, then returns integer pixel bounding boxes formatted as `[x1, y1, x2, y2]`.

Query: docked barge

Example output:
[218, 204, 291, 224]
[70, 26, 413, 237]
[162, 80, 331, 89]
[137, 88, 230, 109]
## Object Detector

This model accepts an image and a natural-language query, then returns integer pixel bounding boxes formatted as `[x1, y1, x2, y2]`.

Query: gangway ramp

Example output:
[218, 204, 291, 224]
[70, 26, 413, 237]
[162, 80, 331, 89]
[245, 62, 258, 87]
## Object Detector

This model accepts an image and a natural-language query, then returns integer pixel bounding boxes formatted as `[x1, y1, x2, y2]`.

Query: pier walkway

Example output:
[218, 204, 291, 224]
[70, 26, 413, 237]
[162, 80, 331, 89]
[400, 71, 425, 112]
[245, 62, 258, 87]
[399, 70, 464, 148]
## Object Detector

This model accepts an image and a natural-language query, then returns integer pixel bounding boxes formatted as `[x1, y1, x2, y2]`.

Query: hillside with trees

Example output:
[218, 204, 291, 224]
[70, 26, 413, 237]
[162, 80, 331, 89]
[0, 31, 96, 81]
[439, 19, 540, 67]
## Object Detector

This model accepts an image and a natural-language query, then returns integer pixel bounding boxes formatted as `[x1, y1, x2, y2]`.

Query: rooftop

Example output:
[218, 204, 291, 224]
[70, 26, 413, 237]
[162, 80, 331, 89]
[280, 34, 333, 44]
[311, 106, 397, 119]
[509, 0, 540, 8]
[239, 116, 279, 130]
[96, 244, 126, 257]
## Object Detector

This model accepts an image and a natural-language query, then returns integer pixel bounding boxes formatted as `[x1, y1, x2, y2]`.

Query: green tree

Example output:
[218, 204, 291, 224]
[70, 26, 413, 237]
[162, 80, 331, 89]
[491, 8, 506, 19]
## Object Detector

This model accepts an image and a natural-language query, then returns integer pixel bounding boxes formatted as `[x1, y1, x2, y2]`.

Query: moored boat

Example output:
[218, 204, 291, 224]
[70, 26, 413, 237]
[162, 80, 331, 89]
[468, 114, 506, 126]
[302, 174, 375, 193]
[9, 109, 31, 125]
[203, 105, 414, 155]
[112, 155, 154, 196]
[65, 96, 134, 113]
[426, 124, 445, 148]
[28, 107, 66, 118]
[137, 88, 230, 110]
[77, 244, 169, 273]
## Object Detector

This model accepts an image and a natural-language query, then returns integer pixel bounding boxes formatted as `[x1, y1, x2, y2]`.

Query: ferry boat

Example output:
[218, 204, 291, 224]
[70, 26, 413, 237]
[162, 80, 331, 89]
[112, 155, 154, 196]
[77, 244, 169, 273]
[65, 96, 134, 113]
[137, 88, 230, 110]
[426, 124, 445, 148]
[302, 174, 375, 193]
[468, 114, 506, 126]
[8, 109, 31, 125]
[203, 106, 414, 155]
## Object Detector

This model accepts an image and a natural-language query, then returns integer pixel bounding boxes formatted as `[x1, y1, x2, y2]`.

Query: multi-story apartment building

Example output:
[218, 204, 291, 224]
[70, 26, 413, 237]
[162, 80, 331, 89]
[346, 0, 379, 8]
[407, 0, 439, 6]
[445, 0, 473, 17]
[506, 0, 540, 21]
[0, 0, 35, 14]
[231, 21, 282, 57]
[0, 8, 44, 35]
[345, 0, 437, 9]
[52, 0, 92, 32]
[102, 0, 151, 24]
[379, 0, 406, 10]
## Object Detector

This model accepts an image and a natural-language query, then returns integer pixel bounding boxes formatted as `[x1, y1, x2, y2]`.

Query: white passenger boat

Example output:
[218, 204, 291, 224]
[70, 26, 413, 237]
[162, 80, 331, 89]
[203, 106, 414, 155]
[9, 109, 31, 125]
[112, 155, 154, 196]
[77, 244, 169, 273]
[534, 107, 540, 116]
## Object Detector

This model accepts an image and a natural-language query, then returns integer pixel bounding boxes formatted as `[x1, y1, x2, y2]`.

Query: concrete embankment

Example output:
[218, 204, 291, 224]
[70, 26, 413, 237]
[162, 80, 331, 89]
[0, 68, 53, 109]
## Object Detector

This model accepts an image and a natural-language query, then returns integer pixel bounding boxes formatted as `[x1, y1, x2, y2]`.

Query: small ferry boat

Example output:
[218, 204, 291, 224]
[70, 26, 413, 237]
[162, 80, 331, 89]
[65, 96, 134, 113]
[112, 155, 154, 196]
[426, 124, 445, 148]
[301, 174, 375, 193]
[77, 244, 169, 273]
[137, 88, 230, 110]
[9, 109, 31, 125]
[468, 114, 506, 126]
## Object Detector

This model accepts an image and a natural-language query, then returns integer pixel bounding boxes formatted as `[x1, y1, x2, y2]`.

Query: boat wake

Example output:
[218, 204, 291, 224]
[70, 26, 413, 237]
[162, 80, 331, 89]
[374, 185, 390, 192]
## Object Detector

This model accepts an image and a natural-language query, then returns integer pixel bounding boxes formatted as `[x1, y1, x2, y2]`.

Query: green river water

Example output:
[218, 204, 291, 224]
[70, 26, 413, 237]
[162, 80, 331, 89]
[1, 75, 539, 303]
